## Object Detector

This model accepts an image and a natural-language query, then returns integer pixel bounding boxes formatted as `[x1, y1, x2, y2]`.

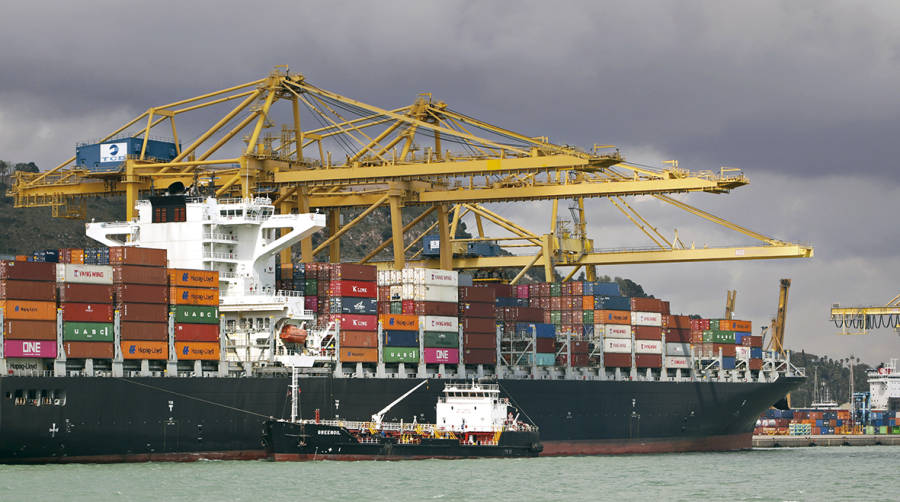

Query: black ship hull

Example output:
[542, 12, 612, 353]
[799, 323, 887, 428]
[267, 421, 541, 460]
[0, 375, 803, 463]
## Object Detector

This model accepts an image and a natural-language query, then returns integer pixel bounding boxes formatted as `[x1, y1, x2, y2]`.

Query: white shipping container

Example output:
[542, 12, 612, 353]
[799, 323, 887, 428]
[665, 343, 690, 356]
[401, 268, 458, 287]
[665, 356, 691, 369]
[401, 284, 458, 302]
[56, 264, 113, 284]
[389, 285, 402, 301]
[631, 311, 662, 327]
[602, 338, 632, 353]
[634, 340, 662, 354]
[735, 346, 751, 360]
[595, 324, 632, 339]
[421, 315, 459, 332]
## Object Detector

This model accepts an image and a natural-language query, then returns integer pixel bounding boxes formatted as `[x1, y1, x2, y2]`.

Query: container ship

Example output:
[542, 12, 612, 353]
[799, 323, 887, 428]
[0, 195, 804, 463]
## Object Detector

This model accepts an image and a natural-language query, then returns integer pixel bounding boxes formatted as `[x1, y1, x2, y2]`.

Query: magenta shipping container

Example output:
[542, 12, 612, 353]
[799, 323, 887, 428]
[424, 347, 460, 364]
[4, 339, 58, 358]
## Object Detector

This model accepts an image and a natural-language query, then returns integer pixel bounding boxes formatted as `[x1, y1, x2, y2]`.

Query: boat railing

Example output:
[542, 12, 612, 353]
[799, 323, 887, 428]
[203, 232, 238, 241]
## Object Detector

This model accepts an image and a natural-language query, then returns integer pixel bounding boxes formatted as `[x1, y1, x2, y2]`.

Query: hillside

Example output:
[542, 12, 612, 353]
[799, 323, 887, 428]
[788, 351, 873, 407]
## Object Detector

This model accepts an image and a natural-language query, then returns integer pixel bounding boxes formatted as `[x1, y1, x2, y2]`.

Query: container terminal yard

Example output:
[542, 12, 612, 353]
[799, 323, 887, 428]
[0, 68, 830, 462]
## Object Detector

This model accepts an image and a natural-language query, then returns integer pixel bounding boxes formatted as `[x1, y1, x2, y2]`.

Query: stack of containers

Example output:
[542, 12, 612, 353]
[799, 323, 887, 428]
[1, 261, 58, 360]
[631, 297, 666, 369]
[400, 268, 458, 317]
[111, 247, 169, 361]
[421, 309, 459, 366]
[662, 314, 693, 370]
[59, 248, 85, 265]
[170, 268, 220, 362]
[514, 322, 556, 366]
[740, 329, 763, 370]
[58, 262, 114, 360]
[380, 313, 419, 364]
[83, 247, 110, 265]
[459, 285, 496, 365]
[594, 288, 632, 368]
[328, 264, 378, 364]
[376, 269, 402, 315]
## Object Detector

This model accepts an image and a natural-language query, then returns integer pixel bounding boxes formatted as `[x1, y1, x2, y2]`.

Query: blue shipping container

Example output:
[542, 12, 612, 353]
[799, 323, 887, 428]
[750, 347, 763, 359]
[384, 330, 419, 347]
[422, 234, 441, 257]
[592, 282, 621, 296]
[595, 295, 631, 311]
[76, 137, 180, 172]
[515, 322, 555, 339]
[721, 356, 736, 369]
[330, 297, 378, 315]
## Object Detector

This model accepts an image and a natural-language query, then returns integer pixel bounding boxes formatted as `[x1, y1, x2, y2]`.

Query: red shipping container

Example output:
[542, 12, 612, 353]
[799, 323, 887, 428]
[330, 263, 377, 282]
[174, 323, 219, 342]
[516, 284, 529, 299]
[503, 307, 543, 323]
[690, 318, 711, 331]
[603, 353, 632, 368]
[3, 319, 57, 340]
[571, 282, 583, 296]
[542, 311, 552, 324]
[58, 283, 113, 304]
[635, 354, 662, 368]
[634, 326, 663, 340]
[748, 358, 762, 370]
[118, 302, 169, 322]
[328, 280, 377, 298]
[377, 302, 390, 315]
[458, 302, 496, 318]
[334, 314, 377, 331]
[340, 331, 378, 348]
[631, 297, 666, 313]
[377, 286, 391, 301]
[477, 283, 513, 298]
[461, 317, 496, 334]
[561, 311, 572, 325]
[663, 314, 693, 329]
[458, 287, 495, 303]
[115, 284, 168, 304]
[122, 321, 169, 341]
[713, 343, 737, 357]
[463, 333, 496, 349]
[407, 301, 458, 316]
[535, 338, 555, 352]
[305, 296, 318, 312]
[572, 340, 590, 353]
[65, 341, 114, 359]
[113, 265, 168, 285]
[0, 280, 57, 301]
[665, 328, 691, 343]
[61, 303, 114, 323]
[463, 348, 497, 365]
[0, 261, 55, 281]
[109, 247, 167, 267]
[550, 297, 562, 310]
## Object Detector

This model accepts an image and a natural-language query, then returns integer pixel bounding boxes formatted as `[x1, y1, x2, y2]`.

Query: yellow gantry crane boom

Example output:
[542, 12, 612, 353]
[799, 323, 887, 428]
[830, 294, 900, 335]
[9, 68, 813, 278]
[766, 279, 792, 355]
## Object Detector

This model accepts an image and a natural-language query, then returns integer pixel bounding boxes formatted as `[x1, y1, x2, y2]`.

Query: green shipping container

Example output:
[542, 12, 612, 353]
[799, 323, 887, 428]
[424, 331, 459, 348]
[712, 330, 735, 344]
[702, 330, 714, 343]
[710, 319, 720, 330]
[550, 311, 562, 324]
[390, 301, 403, 314]
[865, 425, 875, 435]
[549, 283, 561, 297]
[582, 310, 594, 324]
[520, 353, 556, 366]
[173, 305, 219, 324]
[383, 347, 419, 363]
[63, 322, 114, 342]
[879, 426, 888, 434]
[304, 279, 318, 296]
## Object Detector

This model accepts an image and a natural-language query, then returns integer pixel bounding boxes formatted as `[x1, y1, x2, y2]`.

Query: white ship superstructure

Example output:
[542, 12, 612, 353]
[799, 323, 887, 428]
[868, 358, 900, 410]
[85, 195, 326, 367]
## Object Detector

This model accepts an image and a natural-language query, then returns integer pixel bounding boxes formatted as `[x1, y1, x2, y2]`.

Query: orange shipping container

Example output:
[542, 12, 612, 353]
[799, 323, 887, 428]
[0, 300, 57, 320]
[340, 331, 378, 348]
[175, 342, 220, 360]
[594, 309, 630, 325]
[582, 296, 595, 311]
[167, 269, 220, 288]
[339, 347, 378, 362]
[65, 341, 114, 359]
[169, 287, 219, 306]
[70, 249, 85, 264]
[720, 319, 752, 332]
[121, 341, 168, 360]
[378, 314, 418, 331]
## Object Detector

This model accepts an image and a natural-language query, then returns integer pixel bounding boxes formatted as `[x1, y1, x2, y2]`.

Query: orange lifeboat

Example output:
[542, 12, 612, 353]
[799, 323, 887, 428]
[279, 325, 308, 345]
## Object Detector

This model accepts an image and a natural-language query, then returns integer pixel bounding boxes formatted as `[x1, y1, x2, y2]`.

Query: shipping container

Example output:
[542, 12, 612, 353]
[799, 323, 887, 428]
[0, 261, 56, 281]
[500, 306, 543, 323]
[423, 347, 459, 364]
[4, 339, 57, 358]
[594, 310, 630, 325]
[423, 331, 459, 348]
[169, 286, 219, 306]
[635, 354, 662, 368]
[58, 283, 113, 303]
[63, 322, 114, 342]
[0, 300, 56, 320]
[719, 319, 752, 332]
[420, 315, 458, 332]
[721, 356, 737, 370]
[461, 317, 496, 334]
[383, 346, 419, 363]
[379, 314, 418, 331]
[121, 321, 168, 341]
[713, 343, 737, 357]
[339, 331, 378, 348]
[109, 247, 167, 267]
[174, 323, 219, 342]
[463, 333, 497, 349]
[631, 297, 667, 313]
[457, 286, 495, 303]
[735, 346, 751, 360]
[61, 303, 114, 323]
[602, 338, 632, 353]
[328, 280, 377, 298]
[662, 314, 692, 330]
[665, 356, 691, 369]
[463, 348, 496, 365]
[518, 353, 556, 366]
[535, 337, 555, 353]
[631, 311, 663, 327]
[665, 343, 690, 356]
[329, 297, 378, 315]
[118, 302, 169, 322]
[114, 284, 168, 304]
[65, 341, 114, 359]
[330, 263, 377, 282]
[514, 322, 556, 339]
[174, 341, 220, 360]
[338, 347, 378, 363]
[634, 339, 662, 354]
[634, 325, 663, 340]
[2, 319, 57, 340]
[666, 328, 691, 343]
[172, 305, 219, 324]
[603, 352, 632, 368]
[401, 268, 458, 286]
[121, 340, 168, 360]
[384, 330, 418, 347]
[0, 280, 56, 302]
[167, 268, 220, 288]
[401, 284, 458, 302]
[112, 265, 168, 285]
[595, 324, 631, 339]
[328, 313, 376, 331]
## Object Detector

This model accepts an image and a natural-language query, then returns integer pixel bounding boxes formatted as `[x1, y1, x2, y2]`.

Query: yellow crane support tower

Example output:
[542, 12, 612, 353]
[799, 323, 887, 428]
[766, 279, 792, 356]
[830, 294, 900, 335]
[9, 68, 814, 279]
[725, 289, 737, 319]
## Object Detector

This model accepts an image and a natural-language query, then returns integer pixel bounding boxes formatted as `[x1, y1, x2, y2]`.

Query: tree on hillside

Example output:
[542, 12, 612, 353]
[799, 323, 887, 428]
[14, 162, 39, 173]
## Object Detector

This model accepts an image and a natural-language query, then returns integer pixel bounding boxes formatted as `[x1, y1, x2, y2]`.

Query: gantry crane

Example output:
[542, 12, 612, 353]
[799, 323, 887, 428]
[724, 289, 737, 319]
[764, 279, 792, 356]
[9, 68, 813, 279]
[831, 294, 900, 335]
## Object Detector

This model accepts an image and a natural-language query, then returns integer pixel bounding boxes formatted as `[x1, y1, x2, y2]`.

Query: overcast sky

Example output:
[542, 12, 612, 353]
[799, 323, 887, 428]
[1, 1, 898, 363]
